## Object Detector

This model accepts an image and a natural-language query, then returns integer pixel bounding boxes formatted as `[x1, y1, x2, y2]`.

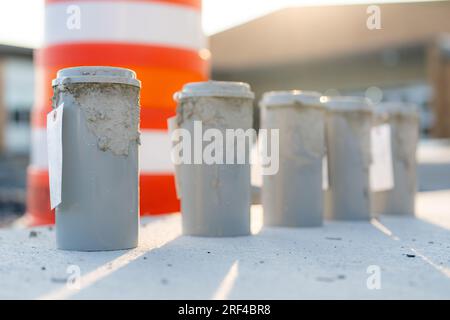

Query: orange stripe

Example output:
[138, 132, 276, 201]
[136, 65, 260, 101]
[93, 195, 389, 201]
[45, 0, 201, 10]
[137, 67, 206, 110]
[26, 167, 54, 226]
[36, 44, 209, 76]
[140, 108, 176, 130]
[140, 174, 180, 214]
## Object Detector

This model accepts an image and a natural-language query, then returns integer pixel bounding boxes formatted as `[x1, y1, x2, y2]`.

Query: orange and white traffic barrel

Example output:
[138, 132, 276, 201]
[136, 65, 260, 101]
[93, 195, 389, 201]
[25, 0, 209, 225]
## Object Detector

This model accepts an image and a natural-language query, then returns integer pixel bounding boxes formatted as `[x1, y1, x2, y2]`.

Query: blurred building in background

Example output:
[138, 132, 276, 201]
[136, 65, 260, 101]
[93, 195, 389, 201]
[0, 45, 33, 155]
[0, 44, 32, 224]
[210, 1, 450, 136]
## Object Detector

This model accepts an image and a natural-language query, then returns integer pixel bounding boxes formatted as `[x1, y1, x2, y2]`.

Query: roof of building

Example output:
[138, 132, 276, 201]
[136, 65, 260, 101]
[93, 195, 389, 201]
[0, 44, 33, 58]
[210, 1, 450, 71]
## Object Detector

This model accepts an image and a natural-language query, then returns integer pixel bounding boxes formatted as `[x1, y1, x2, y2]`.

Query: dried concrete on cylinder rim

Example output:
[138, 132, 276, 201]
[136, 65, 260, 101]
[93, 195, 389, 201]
[53, 66, 141, 156]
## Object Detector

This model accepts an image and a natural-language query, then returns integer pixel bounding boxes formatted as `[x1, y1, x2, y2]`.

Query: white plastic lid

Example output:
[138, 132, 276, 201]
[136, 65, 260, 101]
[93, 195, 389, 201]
[375, 102, 419, 117]
[322, 96, 373, 113]
[259, 90, 322, 108]
[174, 80, 255, 101]
[52, 66, 141, 87]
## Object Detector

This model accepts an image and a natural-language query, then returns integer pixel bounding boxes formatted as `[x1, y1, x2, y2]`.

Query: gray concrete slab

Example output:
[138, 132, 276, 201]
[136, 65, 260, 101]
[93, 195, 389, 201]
[0, 195, 449, 299]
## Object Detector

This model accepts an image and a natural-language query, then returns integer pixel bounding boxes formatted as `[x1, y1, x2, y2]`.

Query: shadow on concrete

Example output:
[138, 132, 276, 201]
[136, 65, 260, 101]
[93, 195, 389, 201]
[69, 235, 242, 299]
[28, 216, 181, 300]
[69, 217, 450, 299]
[33, 215, 244, 300]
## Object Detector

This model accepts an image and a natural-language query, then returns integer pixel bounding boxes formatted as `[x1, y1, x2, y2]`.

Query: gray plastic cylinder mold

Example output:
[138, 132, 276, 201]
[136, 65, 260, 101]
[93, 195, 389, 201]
[53, 66, 141, 251]
[371, 102, 419, 216]
[259, 90, 325, 227]
[323, 96, 373, 221]
[174, 81, 254, 237]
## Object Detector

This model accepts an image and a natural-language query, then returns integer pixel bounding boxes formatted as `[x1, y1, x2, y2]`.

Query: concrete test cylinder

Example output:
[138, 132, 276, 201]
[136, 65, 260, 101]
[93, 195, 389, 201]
[259, 91, 325, 227]
[324, 96, 373, 220]
[371, 102, 419, 216]
[53, 66, 140, 251]
[174, 81, 254, 237]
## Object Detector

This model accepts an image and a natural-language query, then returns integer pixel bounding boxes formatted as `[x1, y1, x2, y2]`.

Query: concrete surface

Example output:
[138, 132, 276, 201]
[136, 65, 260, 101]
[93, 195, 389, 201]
[0, 139, 449, 299]
[0, 197, 449, 300]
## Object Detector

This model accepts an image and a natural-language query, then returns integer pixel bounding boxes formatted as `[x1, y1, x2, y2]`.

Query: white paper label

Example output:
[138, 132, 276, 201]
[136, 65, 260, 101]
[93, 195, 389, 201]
[47, 104, 64, 209]
[322, 156, 329, 190]
[370, 124, 394, 192]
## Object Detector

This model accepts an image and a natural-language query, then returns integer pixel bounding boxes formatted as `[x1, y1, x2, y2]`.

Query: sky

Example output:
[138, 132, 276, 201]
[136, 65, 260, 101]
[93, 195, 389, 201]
[0, 0, 441, 48]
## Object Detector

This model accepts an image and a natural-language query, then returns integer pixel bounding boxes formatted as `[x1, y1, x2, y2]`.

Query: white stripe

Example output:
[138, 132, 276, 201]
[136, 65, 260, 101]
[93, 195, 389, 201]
[30, 128, 174, 173]
[31, 128, 48, 170]
[139, 130, 175, 173]
[45, 1, 206, 50]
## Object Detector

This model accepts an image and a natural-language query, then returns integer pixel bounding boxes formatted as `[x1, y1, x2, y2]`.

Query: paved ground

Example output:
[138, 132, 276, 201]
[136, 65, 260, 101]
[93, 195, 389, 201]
[0, 201, 449, 300]
[0, 140, 449, 299]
